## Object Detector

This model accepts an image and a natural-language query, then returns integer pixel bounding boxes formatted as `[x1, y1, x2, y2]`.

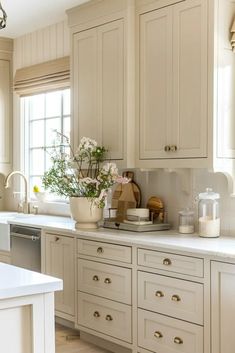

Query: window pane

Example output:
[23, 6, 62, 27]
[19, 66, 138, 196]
[45, 149, 54, 170]
[30, 120, 44, 147]
[30, 149, 45, 175]
[30, 176, 43, 192]
[63, 89, 70, 115]
[45, 91, 61, 117]
[29, 94, 45, 120]
[46, 118, 61, 146]
[63, 117, 70, 141]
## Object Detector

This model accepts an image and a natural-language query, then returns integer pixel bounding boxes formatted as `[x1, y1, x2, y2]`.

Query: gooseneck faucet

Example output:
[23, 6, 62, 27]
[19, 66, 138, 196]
[4, 171, 30, 214]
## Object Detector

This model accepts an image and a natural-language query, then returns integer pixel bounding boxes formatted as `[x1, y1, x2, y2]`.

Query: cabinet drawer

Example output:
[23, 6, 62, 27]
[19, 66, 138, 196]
[138, 249, 203, 277]
[77, 292, 132, 343]
[138, 271, 203, 324]
[78, 259, 132, 304]
[138, 309, 203, 353]
[77, 239, 132, 263]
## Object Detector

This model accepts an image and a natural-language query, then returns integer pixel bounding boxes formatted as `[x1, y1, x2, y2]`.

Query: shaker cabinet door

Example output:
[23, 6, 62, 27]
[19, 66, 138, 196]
[72, 19, 125, 161]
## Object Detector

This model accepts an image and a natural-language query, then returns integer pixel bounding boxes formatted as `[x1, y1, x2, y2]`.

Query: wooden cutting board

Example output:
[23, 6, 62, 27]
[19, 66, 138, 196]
[112, 171, 141, 222]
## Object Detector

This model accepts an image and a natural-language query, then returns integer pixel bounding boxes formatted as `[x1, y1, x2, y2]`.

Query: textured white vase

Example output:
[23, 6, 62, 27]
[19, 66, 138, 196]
[70, 197, 103, 229]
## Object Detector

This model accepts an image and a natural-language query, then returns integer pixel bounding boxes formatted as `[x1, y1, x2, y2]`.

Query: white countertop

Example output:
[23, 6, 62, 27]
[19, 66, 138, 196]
[0, 262, 62, 300]
[2, 212, 235, 259]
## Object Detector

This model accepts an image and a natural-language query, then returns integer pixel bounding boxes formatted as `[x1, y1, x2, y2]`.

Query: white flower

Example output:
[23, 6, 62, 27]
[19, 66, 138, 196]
[77, 137, 97, 153]
[101, 162, 118, 176]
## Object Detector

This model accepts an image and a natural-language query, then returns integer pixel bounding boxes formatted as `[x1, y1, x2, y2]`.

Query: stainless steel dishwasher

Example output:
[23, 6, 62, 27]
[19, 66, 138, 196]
[10, 224, 41, 272]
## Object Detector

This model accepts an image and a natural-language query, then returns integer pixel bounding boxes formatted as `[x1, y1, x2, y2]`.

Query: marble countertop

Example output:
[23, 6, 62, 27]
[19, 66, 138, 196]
[0, 262, 62, 300]
[2, 212, 235, 259]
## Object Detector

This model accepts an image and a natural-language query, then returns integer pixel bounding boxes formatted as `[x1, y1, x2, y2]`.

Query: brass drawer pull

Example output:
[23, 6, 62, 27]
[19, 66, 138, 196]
[104, 278, 112, 284]
[163, 258, 172, 266]
[93, 311, 100, 318]
[105, 314, 113, 321]
[164, 145, 171, 152]
[174, 337, 183, 344]
[154, 331, 163, 339]
[92, 275, 99, 282]
[97, 247, 104, 254]
[170, 145, 178, 152]
[155, 290, 164, 298]
[172, 294, 181, 302]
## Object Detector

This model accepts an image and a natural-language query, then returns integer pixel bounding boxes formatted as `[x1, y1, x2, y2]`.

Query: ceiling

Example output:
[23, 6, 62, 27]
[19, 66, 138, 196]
[0, 0, 90, 38]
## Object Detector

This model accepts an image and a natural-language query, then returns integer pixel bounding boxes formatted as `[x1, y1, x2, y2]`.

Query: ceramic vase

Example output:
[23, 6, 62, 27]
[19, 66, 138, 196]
[69, 197, 103, 229]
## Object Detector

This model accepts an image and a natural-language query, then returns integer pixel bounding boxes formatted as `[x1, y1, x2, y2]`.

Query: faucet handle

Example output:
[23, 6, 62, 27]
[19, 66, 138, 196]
[32, 205, 39, 215]
[17, 202, 23, 213]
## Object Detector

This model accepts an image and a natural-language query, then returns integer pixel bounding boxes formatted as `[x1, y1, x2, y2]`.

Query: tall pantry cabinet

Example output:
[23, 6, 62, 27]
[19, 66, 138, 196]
[67, 0, 135, 167]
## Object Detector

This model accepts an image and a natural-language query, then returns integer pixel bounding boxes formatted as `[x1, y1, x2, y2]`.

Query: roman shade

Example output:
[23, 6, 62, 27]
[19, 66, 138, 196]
[14, 56, 70, 96]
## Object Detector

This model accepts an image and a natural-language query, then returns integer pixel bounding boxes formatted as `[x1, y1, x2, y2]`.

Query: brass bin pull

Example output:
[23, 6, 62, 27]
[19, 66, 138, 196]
[174, 337, 183, 344]
[105, 314, 113, 321]
[171, 294, 181, 302]
[92, 275, 99, 282]
[93, 311, 100, 318]
[155, 290, 164, 298]
[97, 247, 104, 254]
[104, 278, 112, 284]
[163, 258, 172, 266]
[154, 331, 163, 339]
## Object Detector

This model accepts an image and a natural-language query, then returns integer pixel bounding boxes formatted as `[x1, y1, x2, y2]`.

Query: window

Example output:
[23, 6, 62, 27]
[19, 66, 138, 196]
[22, 88, 70, 200]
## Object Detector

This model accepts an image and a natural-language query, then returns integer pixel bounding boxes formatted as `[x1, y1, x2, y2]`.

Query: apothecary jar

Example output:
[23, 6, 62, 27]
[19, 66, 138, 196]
[198, 188, 220, 238]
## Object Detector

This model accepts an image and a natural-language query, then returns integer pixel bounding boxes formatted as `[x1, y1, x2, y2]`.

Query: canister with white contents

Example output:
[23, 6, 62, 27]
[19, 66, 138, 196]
[198, 188, 220, 238]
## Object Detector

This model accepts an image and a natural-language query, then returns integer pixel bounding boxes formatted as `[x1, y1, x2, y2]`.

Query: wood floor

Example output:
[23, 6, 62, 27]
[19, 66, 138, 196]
[56, 324, 111, 353]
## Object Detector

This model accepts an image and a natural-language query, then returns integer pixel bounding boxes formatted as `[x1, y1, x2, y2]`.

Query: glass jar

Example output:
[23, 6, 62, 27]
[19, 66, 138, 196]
[198, 188, 220, 238]
[178, 209, 195, 234]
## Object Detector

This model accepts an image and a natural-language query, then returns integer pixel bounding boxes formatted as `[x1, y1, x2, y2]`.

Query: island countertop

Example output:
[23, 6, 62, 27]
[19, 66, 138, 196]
[0, 262, 62, 300]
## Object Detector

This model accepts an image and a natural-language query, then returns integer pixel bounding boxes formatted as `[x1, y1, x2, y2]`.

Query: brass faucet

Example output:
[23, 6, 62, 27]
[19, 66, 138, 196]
[4, 171, 30, 214]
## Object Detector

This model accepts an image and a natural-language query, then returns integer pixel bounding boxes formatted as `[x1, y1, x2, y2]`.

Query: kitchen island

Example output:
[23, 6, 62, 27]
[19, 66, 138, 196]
[0, 262, 62, 353]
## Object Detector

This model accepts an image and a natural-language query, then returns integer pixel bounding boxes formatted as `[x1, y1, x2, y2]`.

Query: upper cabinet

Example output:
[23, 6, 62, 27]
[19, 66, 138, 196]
[0, 38, 13, 175]
[67, 0, 135, 167]
[68, 0, 235, 192]
[138, 0, 207, 162]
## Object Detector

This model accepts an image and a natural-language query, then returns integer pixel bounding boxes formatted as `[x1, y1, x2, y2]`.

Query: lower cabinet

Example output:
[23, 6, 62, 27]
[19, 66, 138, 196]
[44, 232, 75, 321]
[211, 261, 235, 353]
[0, 251, 11, 264]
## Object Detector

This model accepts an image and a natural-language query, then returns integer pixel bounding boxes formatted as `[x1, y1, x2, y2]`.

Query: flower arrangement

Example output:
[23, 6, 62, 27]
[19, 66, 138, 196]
[42, 133, 129, 208]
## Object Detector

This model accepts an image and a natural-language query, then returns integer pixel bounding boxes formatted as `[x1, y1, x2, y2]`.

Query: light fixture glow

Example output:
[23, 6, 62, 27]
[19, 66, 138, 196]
[0, 1, 7, 29]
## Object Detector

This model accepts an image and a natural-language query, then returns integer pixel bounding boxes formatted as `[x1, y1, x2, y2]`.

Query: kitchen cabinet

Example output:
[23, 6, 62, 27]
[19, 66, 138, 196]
[44, 232, 75, 322]
[67, 0, 135, 167]
[211, 261, 235, 353]
[137, 0, 207, 164]
[0, 250, 11, 264]
[0, 38, 13, 175]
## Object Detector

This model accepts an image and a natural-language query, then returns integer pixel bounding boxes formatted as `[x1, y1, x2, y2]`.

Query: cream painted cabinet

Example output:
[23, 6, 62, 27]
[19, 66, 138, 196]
[138, 0, 207, 163]
[211, 261, 235, 353]
[44, 233, 75, 321]
[0, 38, 13, 174]
[68, 0, 135, 167]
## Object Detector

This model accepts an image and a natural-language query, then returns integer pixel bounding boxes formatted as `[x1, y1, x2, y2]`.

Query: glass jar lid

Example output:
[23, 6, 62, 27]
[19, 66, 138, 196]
[198, 188, 220, 200]
[178, 208, 194, 216]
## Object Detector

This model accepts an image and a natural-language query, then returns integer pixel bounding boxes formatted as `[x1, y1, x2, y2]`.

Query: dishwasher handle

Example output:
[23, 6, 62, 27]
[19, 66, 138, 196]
[11, 232, 41, 241]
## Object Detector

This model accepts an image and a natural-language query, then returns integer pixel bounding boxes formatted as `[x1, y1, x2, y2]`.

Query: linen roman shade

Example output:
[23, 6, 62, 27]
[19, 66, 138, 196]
[14, 56, 70, 95]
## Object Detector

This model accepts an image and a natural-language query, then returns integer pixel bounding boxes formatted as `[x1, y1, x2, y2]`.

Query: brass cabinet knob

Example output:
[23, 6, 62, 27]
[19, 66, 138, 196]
[164, 145, 171, 152]
[174, 337, 183, 344]
[105, 314, 113, 321]
[154, 331, 163, 339]
[55, 236, 60, 242]
[171, 294, 181, 302]
[93, 311, 100, 318]
[92, 275, 99, 282]
[155, 290, 164, 298]
[163, 258, 172, 266]
[97, 247, 104, 254]
[170, 145, 178, 152]
[104, 278, 112, 284]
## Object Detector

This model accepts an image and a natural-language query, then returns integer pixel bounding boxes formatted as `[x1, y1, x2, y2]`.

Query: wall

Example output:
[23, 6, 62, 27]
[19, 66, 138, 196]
[3, 21, 70, 214]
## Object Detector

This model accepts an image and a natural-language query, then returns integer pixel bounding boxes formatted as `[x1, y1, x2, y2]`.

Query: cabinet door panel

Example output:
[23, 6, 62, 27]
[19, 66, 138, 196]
[172, 0, 207, 158]
[0, 60, 11, 164]
[45, 234, 75, 318]
[139, 8, 172, 159]
[211, 261, 235, 353]
[98, 20, 124, 160]
[73, 29, 99, 147]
